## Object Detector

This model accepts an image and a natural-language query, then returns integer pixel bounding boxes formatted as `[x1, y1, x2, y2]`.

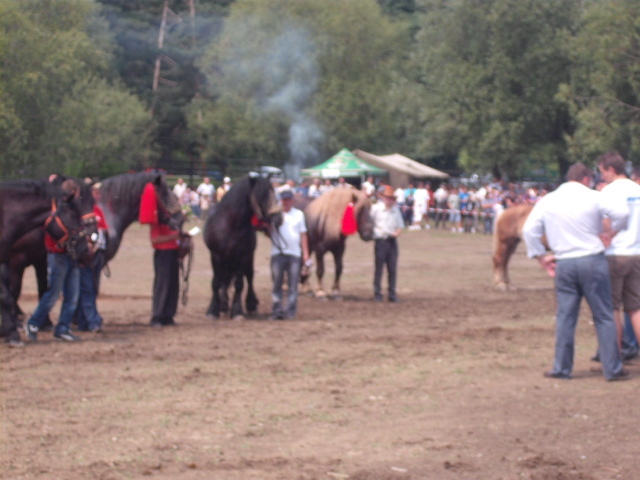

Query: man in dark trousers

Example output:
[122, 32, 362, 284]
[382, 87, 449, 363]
[371, 185, 405, 302]
[139, 182, 181, 327]
[523, 162, 629, 381]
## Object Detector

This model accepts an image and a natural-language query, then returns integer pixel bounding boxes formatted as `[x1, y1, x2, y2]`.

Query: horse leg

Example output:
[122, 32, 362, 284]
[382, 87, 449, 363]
[493, 236, 519, 290]
[231, 273, 245, 320]
[315, 250, 327, 299]
[244, 266, 259, 315]
[206, 267, 222, 318]
[330, 243, 346, 299]
[8, 260, 27, 319]
[0, 262, 23, 346]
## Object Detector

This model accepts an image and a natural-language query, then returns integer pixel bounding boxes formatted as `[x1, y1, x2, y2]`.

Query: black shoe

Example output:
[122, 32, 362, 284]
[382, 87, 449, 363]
[88, 325, 103, 333]
[268, 314, 285, 320]
[24, 323, 38, 342]
[54, 331, 81, 342]
[373, 295, 383, 302]
[608, 369, 630, 382]
[150, 321, 162, 328]
[543, 371, 571, 379]
[388, 296, 399, 303]
[591, 352, 600, 363]
[622, 348, 639, 361]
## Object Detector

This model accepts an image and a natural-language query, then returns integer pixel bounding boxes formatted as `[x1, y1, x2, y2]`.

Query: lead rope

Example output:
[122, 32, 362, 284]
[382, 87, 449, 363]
[180, 239, 194, 307]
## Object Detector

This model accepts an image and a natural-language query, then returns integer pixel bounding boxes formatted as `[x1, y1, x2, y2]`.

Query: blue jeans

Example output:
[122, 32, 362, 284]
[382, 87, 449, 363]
[27, 253, 80, 336]
[75, 264, 103, 331]
[271, 254, 301, 319]
[554, 254, 623, 379]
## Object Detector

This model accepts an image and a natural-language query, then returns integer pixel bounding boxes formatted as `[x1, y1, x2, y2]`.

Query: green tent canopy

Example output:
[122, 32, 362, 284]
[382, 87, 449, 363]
[300, 149, 386, 179]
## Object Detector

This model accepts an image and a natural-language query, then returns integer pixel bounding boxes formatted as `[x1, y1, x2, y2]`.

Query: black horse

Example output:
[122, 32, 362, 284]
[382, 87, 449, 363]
[296, 188, 374, 299]
[204, 173, 282, 319]
[0, 177, 97, 346]
[7, 171, 183, 319]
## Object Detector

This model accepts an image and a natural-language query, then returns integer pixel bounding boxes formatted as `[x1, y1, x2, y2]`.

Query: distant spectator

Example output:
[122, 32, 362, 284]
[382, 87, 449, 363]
[173, 178, 187, 204]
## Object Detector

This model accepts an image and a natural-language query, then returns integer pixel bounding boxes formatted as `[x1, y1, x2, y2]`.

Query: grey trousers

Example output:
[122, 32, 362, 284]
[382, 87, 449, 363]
[553, 253, 624, 379]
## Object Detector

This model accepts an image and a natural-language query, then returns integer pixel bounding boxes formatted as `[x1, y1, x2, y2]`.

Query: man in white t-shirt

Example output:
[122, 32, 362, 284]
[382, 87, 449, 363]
[196, 177, 215, 202]
[173, 178, 187, 204]
[599, 152, 640, 355]
[270, 189, 309, 320]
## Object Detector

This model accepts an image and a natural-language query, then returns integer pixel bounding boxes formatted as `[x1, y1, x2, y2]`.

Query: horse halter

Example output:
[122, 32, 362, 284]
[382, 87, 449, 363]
[44, 198, 95, 260]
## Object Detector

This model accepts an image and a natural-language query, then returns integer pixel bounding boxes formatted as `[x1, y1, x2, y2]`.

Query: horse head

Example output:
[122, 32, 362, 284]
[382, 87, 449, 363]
[248, 172, 283, 234]
[151, 174, 184, 231]
[44, 178, 97, 265]
[353, 191, 374, 241]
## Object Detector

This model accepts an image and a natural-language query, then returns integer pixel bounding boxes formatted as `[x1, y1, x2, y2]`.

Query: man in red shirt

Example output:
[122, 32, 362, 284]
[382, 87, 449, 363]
[149, 222, 181, 326]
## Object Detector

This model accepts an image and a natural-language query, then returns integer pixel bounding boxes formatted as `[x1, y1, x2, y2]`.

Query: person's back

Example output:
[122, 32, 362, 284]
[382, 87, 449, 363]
[529, 182, 609, 259]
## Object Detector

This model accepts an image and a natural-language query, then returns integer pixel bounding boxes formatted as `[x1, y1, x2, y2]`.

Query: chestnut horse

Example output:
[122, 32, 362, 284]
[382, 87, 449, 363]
[492, 203, 534, 290]
[297, 188, 374, 298]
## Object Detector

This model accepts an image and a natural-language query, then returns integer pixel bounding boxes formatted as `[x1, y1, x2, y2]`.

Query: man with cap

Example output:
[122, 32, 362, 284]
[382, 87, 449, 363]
[371, 185, 405, 302]
[216, 176, 232, 202]
[269, 189, 309, 320]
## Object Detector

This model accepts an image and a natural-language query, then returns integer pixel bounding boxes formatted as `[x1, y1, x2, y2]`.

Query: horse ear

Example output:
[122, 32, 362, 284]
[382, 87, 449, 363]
[248, 172, 259, 187]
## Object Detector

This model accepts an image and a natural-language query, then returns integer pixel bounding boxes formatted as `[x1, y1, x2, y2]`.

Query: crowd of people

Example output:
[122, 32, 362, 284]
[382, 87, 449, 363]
[271, 174, 556, 236]
[173, 176, 234, 223]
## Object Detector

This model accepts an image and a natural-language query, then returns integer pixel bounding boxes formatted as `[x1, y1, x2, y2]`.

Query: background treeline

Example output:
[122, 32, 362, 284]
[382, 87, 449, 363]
[1, 0, 638, 182]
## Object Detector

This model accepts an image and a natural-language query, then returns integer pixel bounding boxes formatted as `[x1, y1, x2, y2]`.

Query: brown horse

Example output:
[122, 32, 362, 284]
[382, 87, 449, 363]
[297, 188, 374, 298]
[492, 203, 534, 290]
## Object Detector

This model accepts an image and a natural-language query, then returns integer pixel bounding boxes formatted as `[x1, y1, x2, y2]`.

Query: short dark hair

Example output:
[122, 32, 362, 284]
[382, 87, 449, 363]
[566, 163, 593, 183]
[597, 151, 626, 175]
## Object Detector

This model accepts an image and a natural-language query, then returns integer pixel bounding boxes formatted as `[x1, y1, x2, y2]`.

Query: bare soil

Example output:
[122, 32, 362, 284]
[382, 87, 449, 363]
[2, 222, 639, 480]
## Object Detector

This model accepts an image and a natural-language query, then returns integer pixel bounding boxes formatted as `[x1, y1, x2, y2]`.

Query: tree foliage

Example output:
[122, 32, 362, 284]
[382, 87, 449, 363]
[192, 0, 410, 174]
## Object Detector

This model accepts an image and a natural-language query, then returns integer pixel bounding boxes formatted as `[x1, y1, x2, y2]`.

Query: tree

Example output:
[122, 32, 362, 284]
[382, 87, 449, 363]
[410, 0, 578, 180]
[561, 0, 640, 164]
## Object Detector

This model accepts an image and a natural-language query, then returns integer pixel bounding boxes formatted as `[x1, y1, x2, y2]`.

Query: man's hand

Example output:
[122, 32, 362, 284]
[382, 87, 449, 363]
[537, 254, 556, 278]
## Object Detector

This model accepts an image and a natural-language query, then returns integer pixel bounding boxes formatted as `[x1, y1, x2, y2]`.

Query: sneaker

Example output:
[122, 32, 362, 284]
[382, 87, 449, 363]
[24, 323, 38, 342]
[88, 325, 103, 333]
[54, 331, 81, 342]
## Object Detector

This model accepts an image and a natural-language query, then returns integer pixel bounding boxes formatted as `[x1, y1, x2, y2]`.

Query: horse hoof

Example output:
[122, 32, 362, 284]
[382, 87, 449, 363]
[232, 314, 245, 321]
[206, 313, 219, 320]
[315, 290, 327, 299]
[494, 283, 508, 292]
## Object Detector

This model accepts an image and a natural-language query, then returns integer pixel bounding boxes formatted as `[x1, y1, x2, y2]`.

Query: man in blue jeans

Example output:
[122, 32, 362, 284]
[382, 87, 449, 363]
[523, 162, 629, 381]
[270, 189, 309, 320]
[25, 232, 81, 342]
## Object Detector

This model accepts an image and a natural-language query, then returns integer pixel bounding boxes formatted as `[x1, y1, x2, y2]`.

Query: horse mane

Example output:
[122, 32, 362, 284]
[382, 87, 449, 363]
[100, 171, 162, 206]
[0, 178, 59, 199]
[218, 175, 271, 215]
[305, 188, 371, 242]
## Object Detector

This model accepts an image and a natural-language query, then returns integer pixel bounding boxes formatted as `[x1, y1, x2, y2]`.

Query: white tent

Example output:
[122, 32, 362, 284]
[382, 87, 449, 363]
[353, 149, 449, 187]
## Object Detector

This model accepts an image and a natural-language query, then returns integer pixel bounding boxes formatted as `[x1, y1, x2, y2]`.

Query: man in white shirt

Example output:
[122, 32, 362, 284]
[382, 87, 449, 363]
[523, 162, 629, 381]
[196, 177, 215, 202]
[371, 185, 405, 302]
[362, 176, 376, 198]
[599, 152, 640, 354]
[173, 178, 187, 204]
[270, 189, 309, 320]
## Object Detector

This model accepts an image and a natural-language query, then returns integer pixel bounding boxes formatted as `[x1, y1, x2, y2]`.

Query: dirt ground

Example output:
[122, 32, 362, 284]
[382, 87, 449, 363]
[2, 220, 640, 480]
